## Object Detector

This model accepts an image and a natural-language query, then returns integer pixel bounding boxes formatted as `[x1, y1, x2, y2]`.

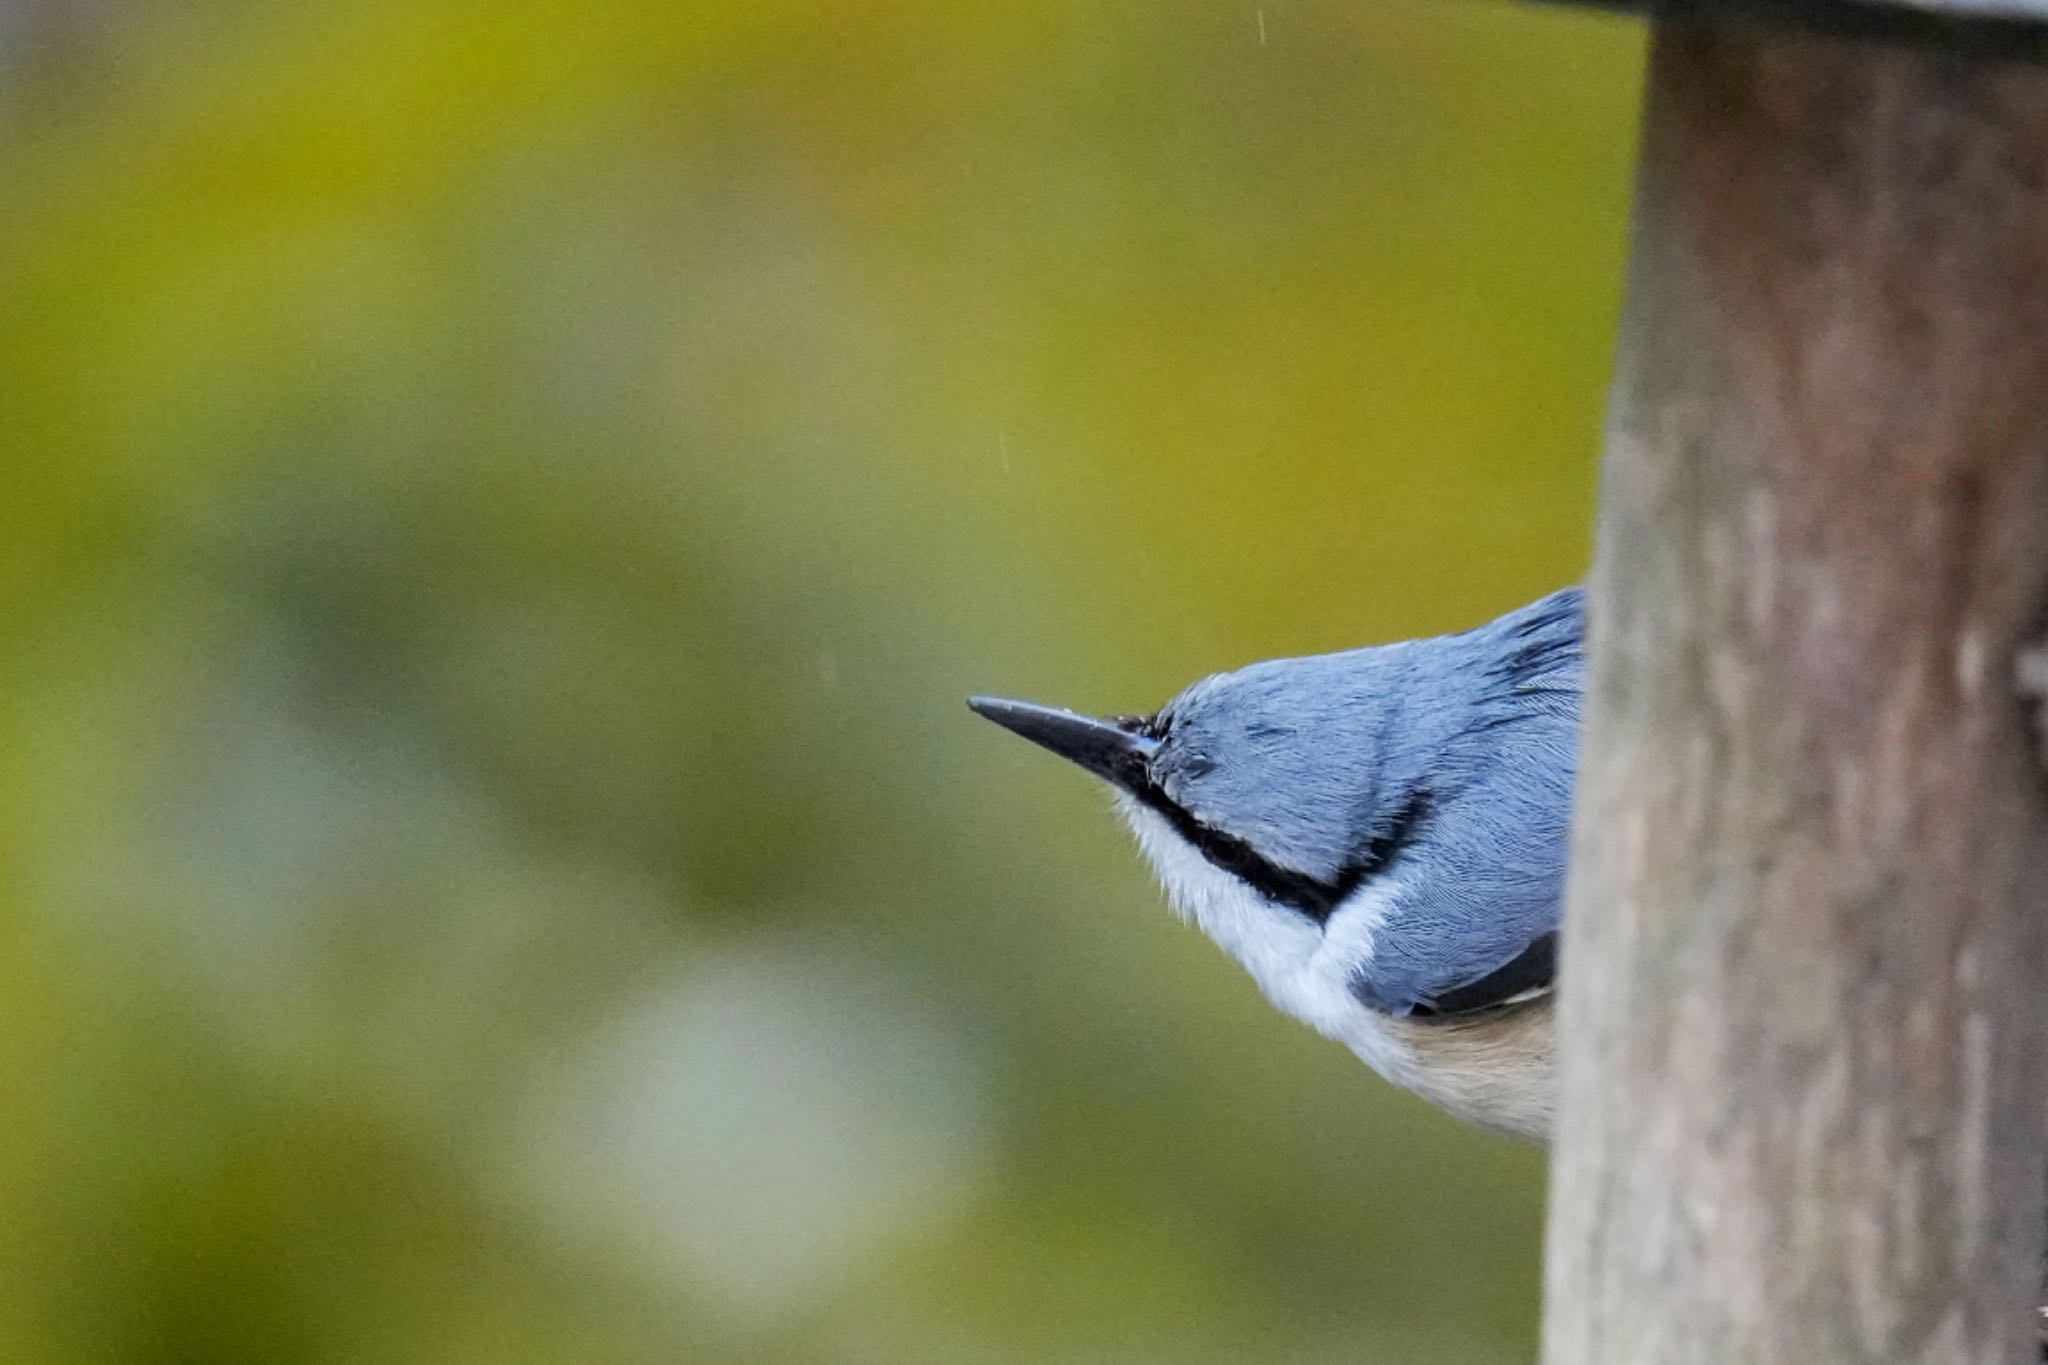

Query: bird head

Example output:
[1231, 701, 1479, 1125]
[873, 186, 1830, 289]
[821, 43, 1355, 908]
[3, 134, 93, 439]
[969, 655, 1424, 933]
[970, 588, 1580, 1021]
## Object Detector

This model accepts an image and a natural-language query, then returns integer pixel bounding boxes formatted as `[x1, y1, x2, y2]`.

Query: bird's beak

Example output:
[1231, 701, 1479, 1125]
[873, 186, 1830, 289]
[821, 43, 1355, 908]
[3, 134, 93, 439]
[967, 696, 1157, 791]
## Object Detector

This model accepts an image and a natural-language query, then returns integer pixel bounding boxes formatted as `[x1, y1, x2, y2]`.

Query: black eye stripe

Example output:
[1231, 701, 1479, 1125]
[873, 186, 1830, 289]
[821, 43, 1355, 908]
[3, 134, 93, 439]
[1133, 781, 1432, 924]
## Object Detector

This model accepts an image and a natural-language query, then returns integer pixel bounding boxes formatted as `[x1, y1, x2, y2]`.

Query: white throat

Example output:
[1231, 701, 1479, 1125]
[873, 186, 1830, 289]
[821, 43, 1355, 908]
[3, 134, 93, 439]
[1115, 799, 1396, 1042]
[1114, 798, 1556, 1141]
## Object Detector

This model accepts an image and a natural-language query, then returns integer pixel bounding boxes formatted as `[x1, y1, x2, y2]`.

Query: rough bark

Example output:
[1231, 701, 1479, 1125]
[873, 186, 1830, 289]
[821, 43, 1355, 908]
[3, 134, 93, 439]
[1543, 23, 2048, 1365]
[2021, 643, 2048, 772]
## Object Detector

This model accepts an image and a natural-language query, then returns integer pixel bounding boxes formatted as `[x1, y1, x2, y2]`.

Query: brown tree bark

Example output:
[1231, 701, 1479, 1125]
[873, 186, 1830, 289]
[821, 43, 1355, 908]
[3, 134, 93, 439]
[1543, 22, 2048, 1365]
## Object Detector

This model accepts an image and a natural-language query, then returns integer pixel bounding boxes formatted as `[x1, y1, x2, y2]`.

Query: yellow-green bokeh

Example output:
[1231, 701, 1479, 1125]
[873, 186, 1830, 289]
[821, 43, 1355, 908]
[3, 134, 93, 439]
[0, 2, 1640, 1361]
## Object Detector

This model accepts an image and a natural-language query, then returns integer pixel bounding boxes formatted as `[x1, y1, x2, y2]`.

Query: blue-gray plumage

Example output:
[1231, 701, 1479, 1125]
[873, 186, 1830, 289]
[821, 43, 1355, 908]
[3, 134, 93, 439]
[970, 587, 1582, 1140]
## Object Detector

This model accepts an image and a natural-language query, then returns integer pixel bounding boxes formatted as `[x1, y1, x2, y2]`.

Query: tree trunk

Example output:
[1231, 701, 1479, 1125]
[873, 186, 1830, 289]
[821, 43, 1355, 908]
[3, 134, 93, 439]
[1543, 22, 2048, 1365]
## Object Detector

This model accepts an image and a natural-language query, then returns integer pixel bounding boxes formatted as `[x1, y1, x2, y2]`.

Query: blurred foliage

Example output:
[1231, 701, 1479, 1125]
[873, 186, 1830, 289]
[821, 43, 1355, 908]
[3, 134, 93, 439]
[0, 1, 1639, 1361]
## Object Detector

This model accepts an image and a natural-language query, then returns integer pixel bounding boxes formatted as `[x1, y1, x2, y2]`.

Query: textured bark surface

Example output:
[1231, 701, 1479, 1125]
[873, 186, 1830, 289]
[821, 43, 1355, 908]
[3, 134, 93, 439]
[1544, 24, 2048, 1365]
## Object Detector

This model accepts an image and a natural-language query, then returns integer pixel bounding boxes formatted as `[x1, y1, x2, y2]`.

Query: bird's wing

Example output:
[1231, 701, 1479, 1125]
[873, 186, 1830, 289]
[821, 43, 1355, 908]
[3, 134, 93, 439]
[1409, 929, 1556, 1016]
[1349, 866, 1565, 1018]
[1347, 584, 1582, 1020]
[1346, 731, 1575, 1018]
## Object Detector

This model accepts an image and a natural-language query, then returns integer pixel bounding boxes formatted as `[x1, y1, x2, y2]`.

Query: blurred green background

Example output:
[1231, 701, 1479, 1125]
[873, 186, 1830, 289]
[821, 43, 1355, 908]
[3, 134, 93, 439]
[0, 2, 1638, 1361]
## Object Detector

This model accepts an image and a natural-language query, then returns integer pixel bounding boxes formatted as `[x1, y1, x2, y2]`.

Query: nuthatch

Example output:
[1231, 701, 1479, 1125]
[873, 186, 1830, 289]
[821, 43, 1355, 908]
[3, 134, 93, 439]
[971, 587, 1581, 1141]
